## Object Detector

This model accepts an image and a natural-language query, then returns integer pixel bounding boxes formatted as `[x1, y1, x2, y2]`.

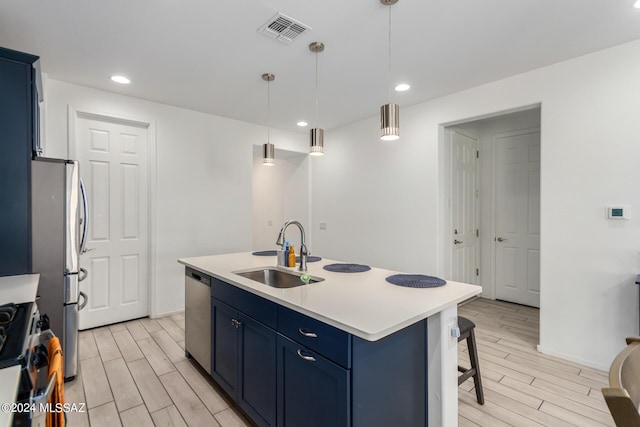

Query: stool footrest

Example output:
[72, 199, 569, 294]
[458, 367, 477, 385]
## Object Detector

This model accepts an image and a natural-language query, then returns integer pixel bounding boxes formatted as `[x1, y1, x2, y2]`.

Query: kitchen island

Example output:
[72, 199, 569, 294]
[179, 252, 481, 427]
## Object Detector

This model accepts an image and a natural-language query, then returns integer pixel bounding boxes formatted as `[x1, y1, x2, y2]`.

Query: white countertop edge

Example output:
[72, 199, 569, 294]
[0, 274, 40, 306]
[179, 254, 481, 341]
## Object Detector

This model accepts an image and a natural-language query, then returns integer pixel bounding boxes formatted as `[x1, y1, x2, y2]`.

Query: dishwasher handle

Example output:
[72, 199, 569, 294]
[186, 267, 211, 286]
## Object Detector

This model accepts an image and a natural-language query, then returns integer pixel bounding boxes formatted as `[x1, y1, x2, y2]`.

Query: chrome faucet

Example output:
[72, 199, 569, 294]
[276, 220, 309, 272]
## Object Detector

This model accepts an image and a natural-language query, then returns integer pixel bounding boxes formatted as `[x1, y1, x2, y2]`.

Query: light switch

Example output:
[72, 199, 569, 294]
[319, 221, 327, 230]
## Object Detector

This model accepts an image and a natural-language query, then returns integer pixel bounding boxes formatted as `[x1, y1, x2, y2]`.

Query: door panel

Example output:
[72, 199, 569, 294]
[238, 313, 276, 427]
[277, 335, 349, 427]
[76, 116, 149, 328]
[451, 130, 479, 284]
[495, 130, 540, 307]
[212, 298, 238, 398]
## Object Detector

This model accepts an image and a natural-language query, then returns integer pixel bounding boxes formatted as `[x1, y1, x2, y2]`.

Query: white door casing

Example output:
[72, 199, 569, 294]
[74, 113, 150, 329]
[494, 129, 540, 307]
[451, 129, 479, 285]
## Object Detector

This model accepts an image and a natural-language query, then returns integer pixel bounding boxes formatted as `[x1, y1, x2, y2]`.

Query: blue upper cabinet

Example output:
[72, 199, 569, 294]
[0, 47, 39, 277]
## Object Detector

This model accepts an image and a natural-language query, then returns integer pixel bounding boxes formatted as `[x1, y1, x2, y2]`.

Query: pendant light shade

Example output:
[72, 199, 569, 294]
[380, 103, 399, 141]
[309, 128, 324, 155]
[262, 142, 275, 166]
[262, 73, 276, 166]
[380, 0, 400, 141]
[309, 41, 325, 156]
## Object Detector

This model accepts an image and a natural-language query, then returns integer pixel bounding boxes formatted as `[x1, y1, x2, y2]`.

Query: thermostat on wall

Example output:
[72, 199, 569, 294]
[607, 206, 631, 220]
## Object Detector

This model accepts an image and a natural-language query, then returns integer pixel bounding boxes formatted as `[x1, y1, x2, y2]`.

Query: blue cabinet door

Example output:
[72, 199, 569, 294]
[0, 48, 37, 276]
[237, 313, 277, 427]
[211, 298, 238, 398]
[277, 335, 350, 427]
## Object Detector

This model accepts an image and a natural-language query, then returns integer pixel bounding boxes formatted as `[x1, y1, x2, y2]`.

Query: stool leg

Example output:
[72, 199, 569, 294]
[466, 328, 484, 405]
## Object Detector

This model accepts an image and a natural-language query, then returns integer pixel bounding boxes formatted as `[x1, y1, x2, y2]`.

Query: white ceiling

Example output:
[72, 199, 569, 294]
[1, 0, 639, 134]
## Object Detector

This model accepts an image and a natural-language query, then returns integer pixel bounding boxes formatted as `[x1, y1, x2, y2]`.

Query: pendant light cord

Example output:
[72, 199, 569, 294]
[388, 4, 392, 102]
[315, 49, 319, 125]
[267, 78, 271, 143]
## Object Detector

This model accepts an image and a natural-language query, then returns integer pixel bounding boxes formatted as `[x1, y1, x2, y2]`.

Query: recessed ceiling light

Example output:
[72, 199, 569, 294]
[297, 121, 308, 127]
[394, 83, 411, 92]
[110, 75, 131, 84]
[635, 0, 640, 8]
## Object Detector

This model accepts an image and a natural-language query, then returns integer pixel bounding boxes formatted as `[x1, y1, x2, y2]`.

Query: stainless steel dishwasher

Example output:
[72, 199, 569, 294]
[185, 267, 211, 373]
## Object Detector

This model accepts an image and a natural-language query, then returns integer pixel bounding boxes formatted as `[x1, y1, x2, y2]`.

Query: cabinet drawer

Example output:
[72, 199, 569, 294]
[211, 278, 277, 329]
[277, 306, 351, 369]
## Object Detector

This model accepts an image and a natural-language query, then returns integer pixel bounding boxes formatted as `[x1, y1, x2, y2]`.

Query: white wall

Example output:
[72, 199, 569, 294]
[252, 147, 310, 252]
[44, 79, 306, 317]
[312, 39, 640, 369]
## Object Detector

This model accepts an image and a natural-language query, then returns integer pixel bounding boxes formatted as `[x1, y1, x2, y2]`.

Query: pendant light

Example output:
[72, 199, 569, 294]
[380, 0, 400, 141]
[262, 73, 276, 166]
[309, 41, 325, 156]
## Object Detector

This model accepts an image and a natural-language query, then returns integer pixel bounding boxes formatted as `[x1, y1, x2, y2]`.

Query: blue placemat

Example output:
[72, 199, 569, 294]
[323, 263, 371, 273]
[386, 274, 446, 288]
[252, 250, 277, 256]
[297, 255, 322, 263]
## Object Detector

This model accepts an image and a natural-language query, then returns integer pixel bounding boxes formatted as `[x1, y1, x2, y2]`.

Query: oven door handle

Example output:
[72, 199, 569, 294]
[79, 291, 88, 311]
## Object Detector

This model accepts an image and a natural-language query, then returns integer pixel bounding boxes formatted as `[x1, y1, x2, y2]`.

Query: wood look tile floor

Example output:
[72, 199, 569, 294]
[65, 313, 253, 427]
[65, 298, 614, 426]
[458, 298, 614, 427]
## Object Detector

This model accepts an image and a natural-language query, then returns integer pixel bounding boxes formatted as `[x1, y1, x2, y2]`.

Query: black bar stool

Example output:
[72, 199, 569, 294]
[458, 316, 484, 405]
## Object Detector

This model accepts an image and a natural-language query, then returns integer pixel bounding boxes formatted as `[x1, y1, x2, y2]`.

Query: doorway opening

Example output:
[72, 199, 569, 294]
[251, 146, 310, 252]
[446, 106, 541, 311]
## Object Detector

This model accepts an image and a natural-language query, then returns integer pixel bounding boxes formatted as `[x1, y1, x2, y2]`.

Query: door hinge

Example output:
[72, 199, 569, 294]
[476, 229, 479, 237]
[476, 268, 479, 276]
[476, 150, 479, 159]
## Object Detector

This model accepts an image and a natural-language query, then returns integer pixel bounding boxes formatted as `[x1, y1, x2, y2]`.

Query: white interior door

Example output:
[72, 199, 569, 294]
[494, 130, 540, 307]
[451, 130, 479, 285]
[76, 115, 149, 329]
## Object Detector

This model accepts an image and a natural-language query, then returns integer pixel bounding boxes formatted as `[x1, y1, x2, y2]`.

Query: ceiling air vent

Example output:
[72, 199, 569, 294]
[258, 13, 311, 45]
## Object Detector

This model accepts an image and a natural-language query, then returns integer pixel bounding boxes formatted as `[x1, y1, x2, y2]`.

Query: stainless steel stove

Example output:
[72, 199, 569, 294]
[0, 301, 56, 426]
[0, 303, 35, 369]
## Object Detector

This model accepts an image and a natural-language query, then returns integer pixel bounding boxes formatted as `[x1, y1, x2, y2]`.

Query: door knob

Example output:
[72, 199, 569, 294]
[454, 240, 463, 245]
[496, 237, 507, 242]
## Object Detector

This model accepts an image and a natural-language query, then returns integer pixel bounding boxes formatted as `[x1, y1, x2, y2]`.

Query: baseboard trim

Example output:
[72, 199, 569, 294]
[150, 309, 185, 319]
[536, 344, 608, 372]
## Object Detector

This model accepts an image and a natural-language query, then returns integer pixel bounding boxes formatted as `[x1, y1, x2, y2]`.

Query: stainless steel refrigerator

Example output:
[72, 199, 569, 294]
[31, 157, 88, 381]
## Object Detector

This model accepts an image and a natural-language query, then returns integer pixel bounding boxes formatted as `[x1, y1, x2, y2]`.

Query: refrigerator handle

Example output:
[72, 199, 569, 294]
[79, 177, 89, 254]
[79, 291, 88, 311]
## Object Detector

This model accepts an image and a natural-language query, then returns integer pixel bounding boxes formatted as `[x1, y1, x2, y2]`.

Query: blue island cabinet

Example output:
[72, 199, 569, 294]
[277, 334, 350, 427]
[211, 298, 277, 427]
[208, 274, 428, 427]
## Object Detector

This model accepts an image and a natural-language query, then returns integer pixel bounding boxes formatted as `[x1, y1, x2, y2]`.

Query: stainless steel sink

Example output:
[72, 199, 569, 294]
[233, 267, 324, 289]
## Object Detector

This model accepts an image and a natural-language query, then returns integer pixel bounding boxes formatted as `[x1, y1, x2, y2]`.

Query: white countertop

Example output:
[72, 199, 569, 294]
[178, 252, 481, 341]
[0, 274, 40, 305]
[0, 365, 21, 427]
